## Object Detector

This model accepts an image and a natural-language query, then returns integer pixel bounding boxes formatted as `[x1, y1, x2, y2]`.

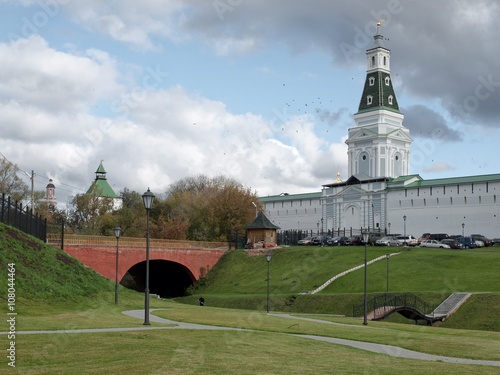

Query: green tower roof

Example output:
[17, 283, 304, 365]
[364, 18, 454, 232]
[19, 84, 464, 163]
[86, 162, 120, 199]
[356, 71, 400, 114]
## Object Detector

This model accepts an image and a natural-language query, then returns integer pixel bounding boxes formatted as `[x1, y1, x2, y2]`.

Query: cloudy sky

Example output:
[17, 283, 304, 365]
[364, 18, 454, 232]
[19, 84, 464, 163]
[1, 0, 499, 207]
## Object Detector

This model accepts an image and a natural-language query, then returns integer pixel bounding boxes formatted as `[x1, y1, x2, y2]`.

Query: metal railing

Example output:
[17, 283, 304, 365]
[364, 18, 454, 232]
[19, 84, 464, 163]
[47, 233, 229, 250]
[277, 227, 385, 246]
[0, 193, 47, 241]
[353, 292, 435, 320]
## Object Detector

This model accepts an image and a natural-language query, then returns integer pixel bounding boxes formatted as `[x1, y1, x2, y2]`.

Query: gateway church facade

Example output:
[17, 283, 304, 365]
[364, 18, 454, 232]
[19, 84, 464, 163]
[260, 24, 500, 239]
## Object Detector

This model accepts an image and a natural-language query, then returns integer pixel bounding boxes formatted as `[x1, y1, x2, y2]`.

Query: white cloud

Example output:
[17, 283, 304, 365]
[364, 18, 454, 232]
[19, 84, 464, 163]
[422, 162, 456, 174]
[0, 36, 121, 113]
[64, 0, 188, 50]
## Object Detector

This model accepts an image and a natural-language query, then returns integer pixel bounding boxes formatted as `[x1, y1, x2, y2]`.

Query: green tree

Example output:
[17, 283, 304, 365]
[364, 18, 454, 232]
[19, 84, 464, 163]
[66, 193, 114, 234]
[0, 158, 29, 202]
[164, 175, 260, 241]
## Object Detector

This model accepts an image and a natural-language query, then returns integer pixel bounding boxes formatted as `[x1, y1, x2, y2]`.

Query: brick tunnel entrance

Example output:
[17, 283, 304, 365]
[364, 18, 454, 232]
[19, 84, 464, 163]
[120, 260, 195, 298]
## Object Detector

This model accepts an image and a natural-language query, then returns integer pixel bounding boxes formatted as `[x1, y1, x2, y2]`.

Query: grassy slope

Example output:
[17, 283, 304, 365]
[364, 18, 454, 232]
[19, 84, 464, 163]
[0, 222, 112, 301]
[0, 222, 171, 330]
[181, 246, 500, 330]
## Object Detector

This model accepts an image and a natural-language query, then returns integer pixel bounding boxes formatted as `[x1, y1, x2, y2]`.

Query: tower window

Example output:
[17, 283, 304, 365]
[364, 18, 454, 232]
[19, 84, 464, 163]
[388, 95, 393, 105]
[383, 56, 387, 65]
[367, 95, 373, 105]
[369, 77, 375, 86]
[371, 56, 375, 66]
[385, 77, 390, 86]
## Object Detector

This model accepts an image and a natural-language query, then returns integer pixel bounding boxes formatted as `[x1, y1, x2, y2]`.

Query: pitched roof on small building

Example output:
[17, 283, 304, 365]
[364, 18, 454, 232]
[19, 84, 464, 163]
[245, 212, 280, 230]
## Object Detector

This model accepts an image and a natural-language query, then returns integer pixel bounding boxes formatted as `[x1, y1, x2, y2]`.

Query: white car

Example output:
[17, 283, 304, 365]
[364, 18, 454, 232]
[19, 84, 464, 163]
[419, 240, 450, 249]
[376, 236, 399, 246]
[396, 235, 418, 246]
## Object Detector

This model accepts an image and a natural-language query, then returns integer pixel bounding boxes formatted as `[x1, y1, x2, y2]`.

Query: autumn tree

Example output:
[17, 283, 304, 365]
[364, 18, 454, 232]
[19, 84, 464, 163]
[163, 175, 261, 241]
[0, 158, 29, 202]
[66, 193, 114, 234]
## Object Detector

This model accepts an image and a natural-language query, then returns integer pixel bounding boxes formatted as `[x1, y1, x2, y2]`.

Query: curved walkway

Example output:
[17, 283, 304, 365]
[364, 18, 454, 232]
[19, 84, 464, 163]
[12, 309, 500, 368]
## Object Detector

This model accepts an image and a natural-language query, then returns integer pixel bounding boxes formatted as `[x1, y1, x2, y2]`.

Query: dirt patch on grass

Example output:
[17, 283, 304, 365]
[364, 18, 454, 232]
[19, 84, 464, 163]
[4, 226, 43, 252]
[56, 252, 78, 266]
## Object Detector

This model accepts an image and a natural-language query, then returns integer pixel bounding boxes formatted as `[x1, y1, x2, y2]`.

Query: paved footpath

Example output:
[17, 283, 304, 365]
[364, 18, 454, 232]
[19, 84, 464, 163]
[11, 309, 500, 368]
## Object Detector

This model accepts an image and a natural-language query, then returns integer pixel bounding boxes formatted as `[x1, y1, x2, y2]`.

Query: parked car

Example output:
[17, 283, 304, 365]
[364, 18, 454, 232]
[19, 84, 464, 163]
[440, 239, 464, 249]
[471, 234, 492, 247]
[327, 236, 349, 246]
[368, 232, 384, 246]
[419, 240, 450, 249]
[396, 235, 418, 246]
[311, 235, 332, 246]
[417, 233, 431, 243]
[456, 236, 477, 249]
[346, 236, 363, 246]
[429, 233, 450, 241]
[297, 236, 314, 246]
[375, 236, 399, 246]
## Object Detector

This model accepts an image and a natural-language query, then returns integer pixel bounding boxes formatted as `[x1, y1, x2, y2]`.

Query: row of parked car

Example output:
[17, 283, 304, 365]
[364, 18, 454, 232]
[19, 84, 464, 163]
[298, 234, 418, 247]
[296, 233, 494, 249]
[416, 233, 494, 249]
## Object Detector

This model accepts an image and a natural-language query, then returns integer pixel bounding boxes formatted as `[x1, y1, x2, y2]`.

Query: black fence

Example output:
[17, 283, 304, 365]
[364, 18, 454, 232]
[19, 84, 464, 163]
[0, 193, 47, 242]
[277, 227, 386, 246]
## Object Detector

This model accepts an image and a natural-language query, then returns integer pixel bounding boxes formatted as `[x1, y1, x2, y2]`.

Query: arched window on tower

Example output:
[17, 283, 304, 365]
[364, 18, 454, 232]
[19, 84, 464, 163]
[385, 77, 390, 86]
[388, 95, 393, 105]
[383, 56, 387, 65]
[369, 77, 375, 86]
[367, 95, 373, 105]
[371, 56, 375, 66]
[394, 152, 402, 177]
[359, 152, 370, 175]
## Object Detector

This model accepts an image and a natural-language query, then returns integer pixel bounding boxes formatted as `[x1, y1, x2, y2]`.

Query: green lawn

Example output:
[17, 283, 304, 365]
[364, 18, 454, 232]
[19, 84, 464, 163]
[7, 298, 500, 374]
[2, 224, 500, 373]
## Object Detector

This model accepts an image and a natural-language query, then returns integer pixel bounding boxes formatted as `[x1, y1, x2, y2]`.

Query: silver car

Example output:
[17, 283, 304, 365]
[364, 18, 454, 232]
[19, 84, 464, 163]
[419, 240, 450, 249]
[375, 236, 399, 246]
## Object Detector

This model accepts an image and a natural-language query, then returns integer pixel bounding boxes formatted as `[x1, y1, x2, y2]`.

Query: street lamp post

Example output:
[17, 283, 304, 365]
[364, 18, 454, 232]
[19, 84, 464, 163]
[114, 226, 121, 305]
[252, 201, 258, 218]
[321, 218, 324, 235]
[142, 188, 155, 325]
[362, 228, 370, 325]
[266, 253, 272, 313]
[403, 215, 407, 247]
[388, 222, 391, 235]
[462, 223, 465, 237]
[386, 253, 390, 293]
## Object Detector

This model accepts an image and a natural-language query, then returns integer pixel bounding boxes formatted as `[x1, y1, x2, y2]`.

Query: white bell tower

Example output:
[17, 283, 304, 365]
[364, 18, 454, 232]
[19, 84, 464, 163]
[345, 22, 412, 179]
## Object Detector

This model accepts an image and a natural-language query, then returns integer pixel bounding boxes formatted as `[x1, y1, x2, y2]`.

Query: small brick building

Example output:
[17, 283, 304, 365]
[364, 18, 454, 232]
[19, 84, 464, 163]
[245, 212, 280, 246]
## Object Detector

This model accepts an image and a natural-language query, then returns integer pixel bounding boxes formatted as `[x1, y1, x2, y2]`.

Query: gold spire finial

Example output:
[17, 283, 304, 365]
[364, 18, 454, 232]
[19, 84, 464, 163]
[377, 19, 385, 27]
[334, 165, 342, 183]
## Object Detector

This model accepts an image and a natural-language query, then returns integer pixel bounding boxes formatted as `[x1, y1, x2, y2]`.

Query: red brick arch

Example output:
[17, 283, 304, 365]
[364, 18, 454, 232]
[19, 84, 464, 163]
[63, 245, 226, 282]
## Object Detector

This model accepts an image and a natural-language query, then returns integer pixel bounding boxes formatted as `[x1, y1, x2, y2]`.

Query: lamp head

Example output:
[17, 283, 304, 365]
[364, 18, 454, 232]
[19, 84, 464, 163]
[142, 188, 155, 210]
[362, 228, 370, 243]
[114, 226, 122, 239]
[265, 253, 272, 262]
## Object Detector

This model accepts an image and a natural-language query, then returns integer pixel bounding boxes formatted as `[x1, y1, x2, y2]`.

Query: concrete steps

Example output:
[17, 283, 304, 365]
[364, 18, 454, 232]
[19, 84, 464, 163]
[428, 292, 470, 319]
